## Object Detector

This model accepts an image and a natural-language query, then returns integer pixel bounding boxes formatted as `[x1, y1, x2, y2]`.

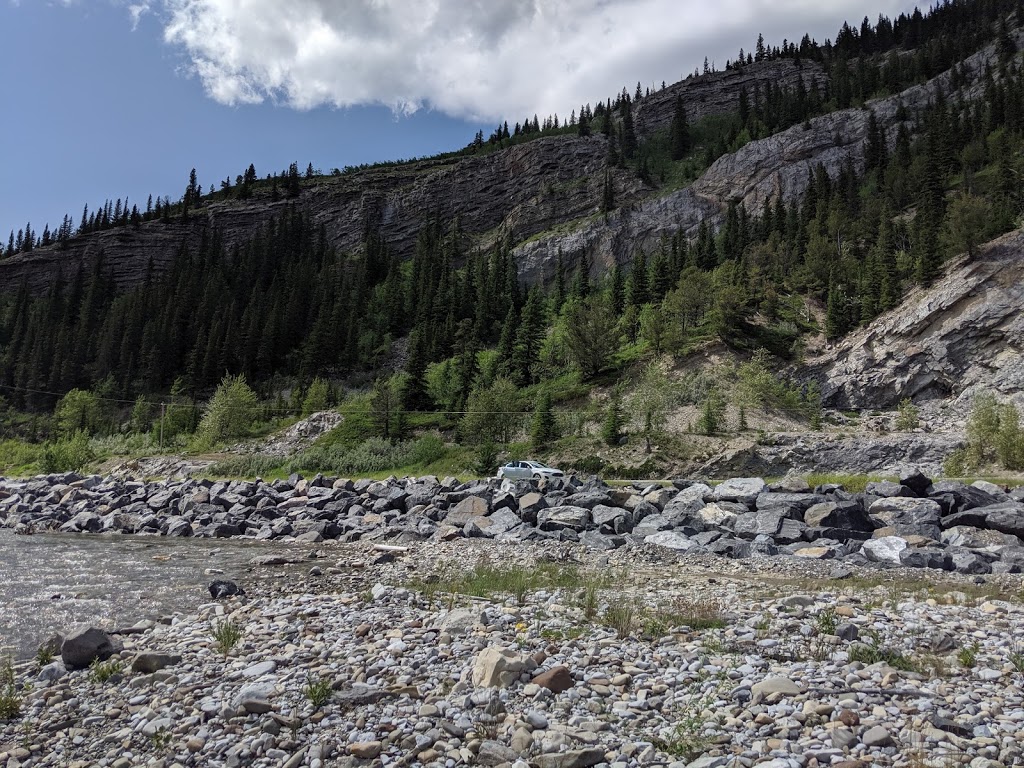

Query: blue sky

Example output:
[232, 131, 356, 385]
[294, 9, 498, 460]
[1, 0, 916, 243]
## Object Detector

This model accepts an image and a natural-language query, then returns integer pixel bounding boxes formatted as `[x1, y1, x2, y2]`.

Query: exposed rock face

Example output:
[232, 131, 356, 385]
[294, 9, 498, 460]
[701, 432, 965, 478]
[0, 137, 633, 294]
[633, 60, 827, 139]
[808, 234, 1024, 410]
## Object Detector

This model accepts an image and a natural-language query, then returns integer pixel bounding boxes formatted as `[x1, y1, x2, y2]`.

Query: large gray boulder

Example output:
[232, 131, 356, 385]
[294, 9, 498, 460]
[713, 478, 766, 506]
[868, 497, 942, 539]
[804, 501, 874, 531]
[61, 625, 121, 670]
[942, 503, 1024, 538]
[537, 506, 590, 532]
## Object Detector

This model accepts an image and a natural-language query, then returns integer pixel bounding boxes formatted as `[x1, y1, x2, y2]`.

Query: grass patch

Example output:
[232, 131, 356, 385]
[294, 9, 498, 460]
[848, 631, 917, 671]
[602, 600, 636, 638]
[0, 439, 44, 476]
[657, 597, 726, 631]
[409, 561, 582, 606]
[801, 474, 894, 493]
[304, 675, 334, 709]
[88, 657, 124, 683]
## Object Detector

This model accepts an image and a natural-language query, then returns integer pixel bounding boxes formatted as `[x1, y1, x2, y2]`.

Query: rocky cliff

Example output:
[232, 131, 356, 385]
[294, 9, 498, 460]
[807, 230, 1024, 411]
[0, 59, 834, 295]
[632, 59, 827, 139]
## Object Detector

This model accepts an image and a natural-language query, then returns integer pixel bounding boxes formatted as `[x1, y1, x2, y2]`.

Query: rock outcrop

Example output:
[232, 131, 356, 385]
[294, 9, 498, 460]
[807, 233, 1024, 410]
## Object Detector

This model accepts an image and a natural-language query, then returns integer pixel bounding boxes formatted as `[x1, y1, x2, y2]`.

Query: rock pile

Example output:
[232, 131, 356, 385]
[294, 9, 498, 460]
[2, 469, 1023, 576]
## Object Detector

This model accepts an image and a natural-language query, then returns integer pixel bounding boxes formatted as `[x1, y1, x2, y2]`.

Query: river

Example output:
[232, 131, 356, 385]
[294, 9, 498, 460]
[0, 528, 311, 661]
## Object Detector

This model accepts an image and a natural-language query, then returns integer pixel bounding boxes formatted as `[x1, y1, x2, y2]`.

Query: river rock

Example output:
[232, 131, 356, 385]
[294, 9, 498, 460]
[61, 625, 120, 670]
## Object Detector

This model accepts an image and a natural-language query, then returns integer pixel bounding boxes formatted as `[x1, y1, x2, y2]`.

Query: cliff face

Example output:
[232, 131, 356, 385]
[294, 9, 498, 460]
[633, 59, 827, 139]
[807, 230, 1024, 410]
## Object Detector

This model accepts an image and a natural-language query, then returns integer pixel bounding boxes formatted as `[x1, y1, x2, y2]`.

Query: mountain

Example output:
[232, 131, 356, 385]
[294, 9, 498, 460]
[1, 0, 1023, 480]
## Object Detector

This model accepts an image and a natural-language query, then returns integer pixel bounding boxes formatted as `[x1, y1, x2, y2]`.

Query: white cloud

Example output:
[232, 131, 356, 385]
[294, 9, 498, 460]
[155, 0, 916, 122]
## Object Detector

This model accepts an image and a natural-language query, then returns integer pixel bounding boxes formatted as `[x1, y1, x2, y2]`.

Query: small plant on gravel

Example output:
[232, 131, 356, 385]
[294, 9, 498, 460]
[753, 615, 770, 636]
[848, 630, 916, 672]
[1008, 645, 1024, 678]
[35, 644, 54, 669]
[149, 727, 172, 752]
[957, 640, 981, 668]
[816, 606, 838, 635]
[303, 675, 334, 710]
[666, 597, 726, 631]
[602, 601, 636, 638]
[211, 619, 243, 658]
[579, 577, 603, 619]
[88, 657, 123, 683]
[0, 656, 22, 720]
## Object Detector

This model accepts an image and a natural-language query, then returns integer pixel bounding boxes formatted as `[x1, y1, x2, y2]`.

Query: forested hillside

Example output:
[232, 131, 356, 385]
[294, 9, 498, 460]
[2, 0, 1023, 479]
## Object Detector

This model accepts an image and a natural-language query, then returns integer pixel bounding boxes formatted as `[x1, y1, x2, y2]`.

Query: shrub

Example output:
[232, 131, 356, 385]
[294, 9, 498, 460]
[472, 441, 499, 477]
[196, 374, 260, 445]
[408, 434, 446, 467]
[954, 393, 1024, 472]
[42, 431, 95, 473]
[212, 619, 243, 657]
[895, 398, 920, 430]
[0, 656, 21, 720]
[603, 600, 636, 638]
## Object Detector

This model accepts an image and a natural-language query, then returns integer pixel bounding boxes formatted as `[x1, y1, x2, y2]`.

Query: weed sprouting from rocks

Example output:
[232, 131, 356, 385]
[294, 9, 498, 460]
[212, 619, 243, 658]
[816, 606, 837, 635]
[957, 640, 981, 668]
[0, 656, 22, 720]
[603, 601, 636, 638]
[88, 657, 123, 684]
[304, 675, 334, 710]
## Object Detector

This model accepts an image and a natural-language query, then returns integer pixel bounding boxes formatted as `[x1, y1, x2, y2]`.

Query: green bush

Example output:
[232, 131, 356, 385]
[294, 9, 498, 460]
[42, 431, 95, 473]
[408, 434, 447, 467]
[196, 374, 260, 445]
[895, 398, 920, 430]
[301, 377, 331, 416]
[954, 393, 1024, 472]
[0, 439, 43, 475]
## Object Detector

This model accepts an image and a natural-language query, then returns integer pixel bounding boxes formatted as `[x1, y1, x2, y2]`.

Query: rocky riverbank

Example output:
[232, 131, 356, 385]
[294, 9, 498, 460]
[2, 470, 1024, 576]
[1, 539, 1024, 768]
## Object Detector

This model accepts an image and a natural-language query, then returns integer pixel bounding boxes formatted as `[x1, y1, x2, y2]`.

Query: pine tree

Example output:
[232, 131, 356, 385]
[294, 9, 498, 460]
[529, 391, 558, 450]
[670, 97, 691, 160]
[601, 389, 623, 445]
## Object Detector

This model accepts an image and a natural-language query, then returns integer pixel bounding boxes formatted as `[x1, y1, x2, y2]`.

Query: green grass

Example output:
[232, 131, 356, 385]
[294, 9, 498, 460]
[211, 619, 243, 658]
[88, 657, 124, 683]
[409, 562, 583, 605]
[0, 438, 43, 476]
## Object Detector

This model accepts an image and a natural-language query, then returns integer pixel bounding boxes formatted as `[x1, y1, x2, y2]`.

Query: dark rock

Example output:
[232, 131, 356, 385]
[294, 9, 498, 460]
[899, 469, 932, 497]
[61, 625, 121, 670]
[578, 530, 626, 551]
[928, 481, 1000, 515]
[946, 548, 995, 574]
[865, 481, 916, 498]
[868, 497, 942, 539]
[208, 579, 245, 599]
[804, 501, 874, 531]
[755, 492, 825, 513]
[899, 547, 950, 571]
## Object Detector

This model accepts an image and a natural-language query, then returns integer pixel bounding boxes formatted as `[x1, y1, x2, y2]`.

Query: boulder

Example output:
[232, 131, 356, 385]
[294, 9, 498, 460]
[472, 647, 526, 688]
[899, 468, 933, 497]
[868, 497, 942, 539]
[865, 480, 916, 498]
[532, 665, 573, 693]
[804, 501, 874, 531]
[61, 625, 120, 670]
[861, 536, 909, 565]
[644, 531, 701, 552]
[444, 496, 490, 527]
[899, 547, 949, 570]
[591, 504, 632, 534]
[713, 477, 766, 506]
[517, 492, 548, 523]
[537, 506, 590, 532]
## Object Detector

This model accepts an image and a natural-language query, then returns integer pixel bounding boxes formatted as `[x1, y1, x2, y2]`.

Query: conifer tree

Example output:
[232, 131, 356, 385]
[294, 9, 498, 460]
[530, 391, 558, 450]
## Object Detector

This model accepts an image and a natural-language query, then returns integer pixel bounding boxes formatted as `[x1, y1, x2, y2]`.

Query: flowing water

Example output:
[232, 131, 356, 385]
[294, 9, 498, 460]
[0, 528, 311, 660]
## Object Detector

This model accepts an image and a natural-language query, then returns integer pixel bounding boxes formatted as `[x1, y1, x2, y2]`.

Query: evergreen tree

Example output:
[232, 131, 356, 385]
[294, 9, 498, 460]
[529, 391, 558, 450]
[670, 97, 691, 160]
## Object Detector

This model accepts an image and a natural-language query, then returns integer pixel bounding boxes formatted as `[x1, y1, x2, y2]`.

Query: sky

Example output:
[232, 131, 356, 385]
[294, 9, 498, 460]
[0, 0, 919, 242]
